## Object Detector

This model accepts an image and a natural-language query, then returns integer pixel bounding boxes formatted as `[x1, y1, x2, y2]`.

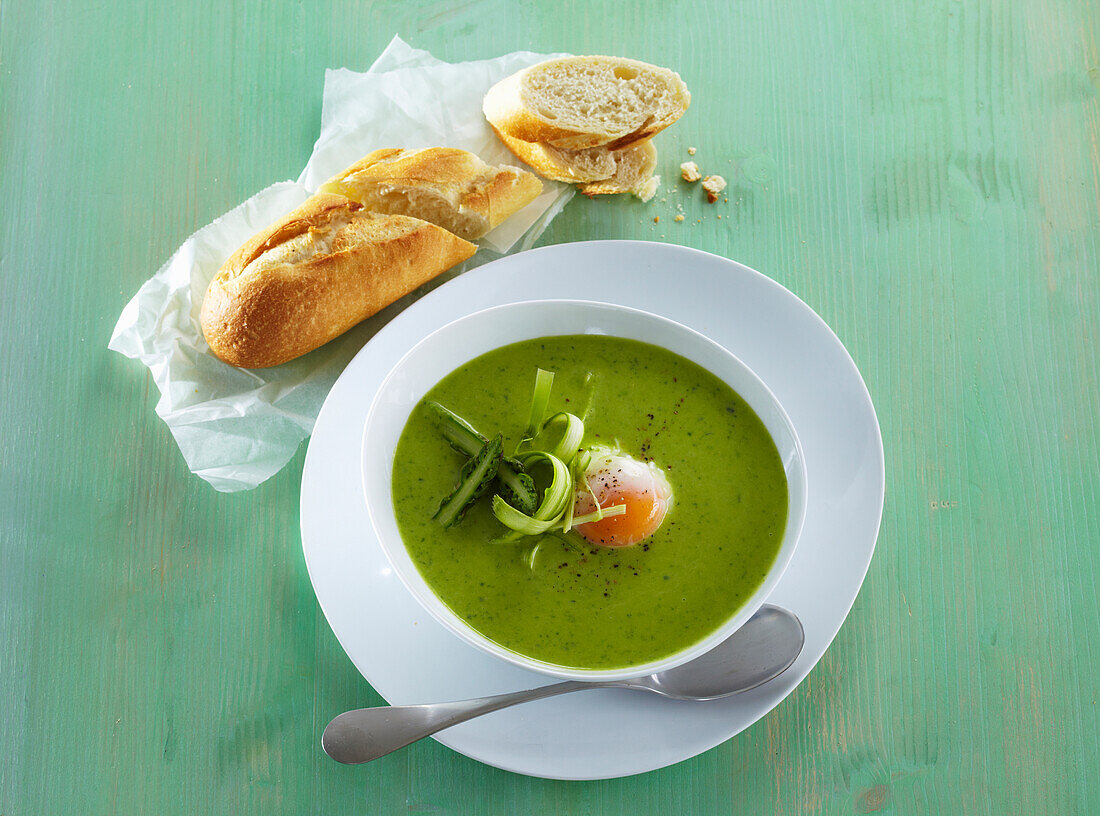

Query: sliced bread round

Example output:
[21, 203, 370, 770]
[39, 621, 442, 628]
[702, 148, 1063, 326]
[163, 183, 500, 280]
[483, 56, 690, 151]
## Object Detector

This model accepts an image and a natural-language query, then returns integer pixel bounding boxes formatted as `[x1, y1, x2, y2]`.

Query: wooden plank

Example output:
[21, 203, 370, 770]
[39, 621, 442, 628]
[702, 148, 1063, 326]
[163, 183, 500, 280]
[1, 0, 1098, 812]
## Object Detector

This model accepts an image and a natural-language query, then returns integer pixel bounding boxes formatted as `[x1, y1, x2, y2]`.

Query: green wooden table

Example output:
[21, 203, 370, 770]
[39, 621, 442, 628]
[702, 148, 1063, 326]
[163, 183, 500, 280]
[3, 0, 1098, 812]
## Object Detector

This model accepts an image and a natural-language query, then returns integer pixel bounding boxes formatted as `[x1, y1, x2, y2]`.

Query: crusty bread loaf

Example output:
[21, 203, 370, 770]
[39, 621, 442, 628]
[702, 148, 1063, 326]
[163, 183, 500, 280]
[318, 148, 542, 241]
[492, 125, 659, 200]
[200, 193, 476, 368]
[483, 56, 690, 151]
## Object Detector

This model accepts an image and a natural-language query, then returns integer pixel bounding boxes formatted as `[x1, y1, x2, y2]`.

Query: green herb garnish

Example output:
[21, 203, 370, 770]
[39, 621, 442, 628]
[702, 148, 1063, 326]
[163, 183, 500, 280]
[428, 369, 624, 542]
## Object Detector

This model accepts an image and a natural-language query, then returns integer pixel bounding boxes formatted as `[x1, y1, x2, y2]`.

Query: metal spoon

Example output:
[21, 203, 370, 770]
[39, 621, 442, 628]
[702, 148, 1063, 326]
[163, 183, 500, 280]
[322, 604, 804, 764]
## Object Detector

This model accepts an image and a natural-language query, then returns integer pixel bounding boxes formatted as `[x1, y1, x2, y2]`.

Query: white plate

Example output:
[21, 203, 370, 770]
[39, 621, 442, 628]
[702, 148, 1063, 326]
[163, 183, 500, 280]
[300, 241, 885, 780]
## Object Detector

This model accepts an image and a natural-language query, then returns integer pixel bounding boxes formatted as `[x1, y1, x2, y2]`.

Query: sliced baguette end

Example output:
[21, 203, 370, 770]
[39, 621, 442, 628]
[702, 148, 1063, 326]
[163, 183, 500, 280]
[485, 56, 690, 150]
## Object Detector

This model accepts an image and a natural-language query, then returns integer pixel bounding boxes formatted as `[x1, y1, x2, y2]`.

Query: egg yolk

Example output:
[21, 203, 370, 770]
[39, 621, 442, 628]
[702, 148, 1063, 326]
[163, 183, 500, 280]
[573, 452, 673, 547]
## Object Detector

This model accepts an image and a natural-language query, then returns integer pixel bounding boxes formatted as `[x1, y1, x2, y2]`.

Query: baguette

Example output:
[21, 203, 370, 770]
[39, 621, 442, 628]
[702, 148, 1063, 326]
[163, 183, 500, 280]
[483, 56, 690, 151]
[318, 148, 542, 241]
[200, 193, 476, 368]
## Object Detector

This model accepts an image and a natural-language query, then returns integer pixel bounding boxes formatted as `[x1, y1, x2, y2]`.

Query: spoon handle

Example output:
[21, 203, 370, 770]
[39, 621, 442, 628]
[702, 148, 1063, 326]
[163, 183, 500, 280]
[322, 680, 595, 764]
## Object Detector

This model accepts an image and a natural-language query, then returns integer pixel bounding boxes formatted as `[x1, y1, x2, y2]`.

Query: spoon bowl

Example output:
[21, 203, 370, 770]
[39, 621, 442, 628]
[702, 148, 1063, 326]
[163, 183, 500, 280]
[322, 604, 804, 765]
[630, 604, 805, 700]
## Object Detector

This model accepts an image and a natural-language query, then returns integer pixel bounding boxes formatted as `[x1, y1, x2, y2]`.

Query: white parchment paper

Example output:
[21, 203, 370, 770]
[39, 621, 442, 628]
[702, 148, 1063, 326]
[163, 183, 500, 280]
[109, 37, 572, 492]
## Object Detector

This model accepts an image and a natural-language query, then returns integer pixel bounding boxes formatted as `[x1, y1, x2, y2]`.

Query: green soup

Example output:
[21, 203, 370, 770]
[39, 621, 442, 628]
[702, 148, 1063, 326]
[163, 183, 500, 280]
[391, 335, 788, 669]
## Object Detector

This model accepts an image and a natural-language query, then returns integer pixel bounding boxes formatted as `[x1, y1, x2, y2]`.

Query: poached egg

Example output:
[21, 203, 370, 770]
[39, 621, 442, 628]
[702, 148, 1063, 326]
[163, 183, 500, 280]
[573, 448, 673, 547]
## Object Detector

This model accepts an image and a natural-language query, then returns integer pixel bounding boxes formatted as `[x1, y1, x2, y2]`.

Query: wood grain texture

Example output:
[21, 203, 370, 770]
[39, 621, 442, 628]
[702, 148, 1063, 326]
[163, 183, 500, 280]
[2, 0, 1098, 813]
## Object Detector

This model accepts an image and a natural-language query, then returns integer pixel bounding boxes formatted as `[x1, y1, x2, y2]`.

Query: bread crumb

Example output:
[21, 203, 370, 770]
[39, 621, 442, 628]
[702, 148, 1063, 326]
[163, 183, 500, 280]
[674, 214, 685, 222]
[702, 174, 727, 203]
[680, 161, 701, 183]
[688, 147, 697, 155]
[635, 175, 660, 203]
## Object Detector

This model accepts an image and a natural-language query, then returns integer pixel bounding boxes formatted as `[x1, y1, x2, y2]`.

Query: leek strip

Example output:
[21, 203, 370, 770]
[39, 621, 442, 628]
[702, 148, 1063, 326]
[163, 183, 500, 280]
[524, 541, 541, 571]
[570, 503, 627, 526]
[561, 498, 575, 534]
[567, 463, 606, 531]
[574, 448, 592, 473]
[492, 496, 560, 536]
[493, 450, 573, 538]
[578, 371, 597, 422]
[562, 447, 590, 533]
[514, 451, 572, 520]
[539, 412, 585, 463]
[518, 368, 554, 451]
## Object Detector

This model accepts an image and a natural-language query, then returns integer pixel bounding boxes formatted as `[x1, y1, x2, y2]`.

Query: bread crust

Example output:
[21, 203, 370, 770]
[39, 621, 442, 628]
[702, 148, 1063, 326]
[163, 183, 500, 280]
[492, 124, 658, 199]
[483, 56, 690, 151]
[489, 126, 619, 182]
[200, 193, 476, 368]
[320, 147, 542, 240]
